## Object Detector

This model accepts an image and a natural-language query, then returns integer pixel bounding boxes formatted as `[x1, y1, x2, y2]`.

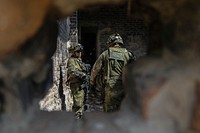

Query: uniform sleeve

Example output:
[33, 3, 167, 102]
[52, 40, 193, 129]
[90, 52, 105, 86]
[125, 51, 135, 64]
[67, 58, 86, 80]
[128, 51, 136, 62]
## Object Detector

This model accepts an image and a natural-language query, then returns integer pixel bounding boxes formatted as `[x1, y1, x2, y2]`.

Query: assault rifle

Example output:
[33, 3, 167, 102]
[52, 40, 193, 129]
[80, 64, 91, 111]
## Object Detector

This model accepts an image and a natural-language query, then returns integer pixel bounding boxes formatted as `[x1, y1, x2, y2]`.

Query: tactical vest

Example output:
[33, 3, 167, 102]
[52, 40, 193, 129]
[106, 47, 131, 79]
[68, 57, 86, 84]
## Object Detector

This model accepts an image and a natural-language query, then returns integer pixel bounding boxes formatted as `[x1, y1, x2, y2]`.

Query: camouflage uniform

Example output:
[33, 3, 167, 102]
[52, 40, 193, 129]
[90, 33, 133, 112]
[67, 43, 86, 119]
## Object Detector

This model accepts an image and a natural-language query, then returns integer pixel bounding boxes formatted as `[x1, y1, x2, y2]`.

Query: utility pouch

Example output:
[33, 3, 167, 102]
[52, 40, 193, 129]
[104, 83, 112, 112]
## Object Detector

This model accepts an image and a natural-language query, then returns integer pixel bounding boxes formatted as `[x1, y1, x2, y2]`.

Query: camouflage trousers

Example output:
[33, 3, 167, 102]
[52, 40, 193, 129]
[103, 80, 125, 112]
[70, 83, 85, 119]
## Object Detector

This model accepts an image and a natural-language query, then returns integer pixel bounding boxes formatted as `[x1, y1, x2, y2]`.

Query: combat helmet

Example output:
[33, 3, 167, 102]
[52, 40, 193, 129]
[74, 43, 83, 52]
[69, 43, 83, 53]
[106, 33, 123, 46]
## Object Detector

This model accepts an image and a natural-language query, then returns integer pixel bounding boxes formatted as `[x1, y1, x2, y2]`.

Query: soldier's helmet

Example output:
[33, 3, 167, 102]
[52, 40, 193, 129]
[106, 33, 123, 46]
[69, 43, 83, 53]
[74, 43, 83, 52]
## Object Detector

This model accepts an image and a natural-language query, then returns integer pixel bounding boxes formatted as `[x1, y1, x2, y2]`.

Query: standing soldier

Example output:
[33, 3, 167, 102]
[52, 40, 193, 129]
[67, 43, 86, 119]
[90, 33, 134, 112]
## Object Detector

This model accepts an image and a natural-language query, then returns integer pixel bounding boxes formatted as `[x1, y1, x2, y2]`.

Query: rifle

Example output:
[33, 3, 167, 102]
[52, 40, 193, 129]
[80, 63, 91, 111]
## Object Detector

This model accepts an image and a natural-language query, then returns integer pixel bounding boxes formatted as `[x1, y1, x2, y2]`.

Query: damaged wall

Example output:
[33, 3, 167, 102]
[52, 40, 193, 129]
[78, 5, 148, 58]
[78, 3, 162, 59]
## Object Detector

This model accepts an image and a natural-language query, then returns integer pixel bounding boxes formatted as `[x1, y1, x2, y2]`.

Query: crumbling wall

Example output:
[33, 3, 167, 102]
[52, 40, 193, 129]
[39, 18, 73, 112]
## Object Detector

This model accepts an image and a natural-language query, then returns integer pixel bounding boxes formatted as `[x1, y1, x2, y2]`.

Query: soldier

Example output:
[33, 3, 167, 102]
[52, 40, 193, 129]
[90, 33, 134, 112]
[67, 43, 86, 119]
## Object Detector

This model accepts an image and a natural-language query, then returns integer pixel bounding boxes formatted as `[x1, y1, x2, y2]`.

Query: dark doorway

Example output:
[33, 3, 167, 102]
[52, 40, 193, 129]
[80, 27, 97, 66]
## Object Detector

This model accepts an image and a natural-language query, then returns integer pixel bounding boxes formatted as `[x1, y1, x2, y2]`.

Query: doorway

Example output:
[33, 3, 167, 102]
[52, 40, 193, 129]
[80, 26, 97, 66]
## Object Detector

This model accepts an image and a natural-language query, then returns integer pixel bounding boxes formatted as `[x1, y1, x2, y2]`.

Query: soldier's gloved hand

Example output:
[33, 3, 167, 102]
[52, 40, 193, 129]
[81, 73, 86, 80]
[89, 82, 94, 90]
[80, 83, 86, 90]
[77, 73, 86, 80]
